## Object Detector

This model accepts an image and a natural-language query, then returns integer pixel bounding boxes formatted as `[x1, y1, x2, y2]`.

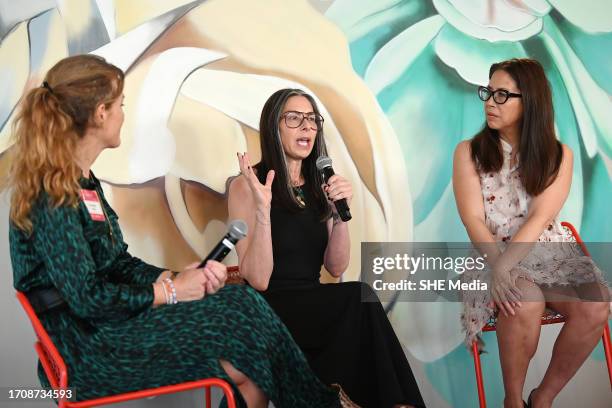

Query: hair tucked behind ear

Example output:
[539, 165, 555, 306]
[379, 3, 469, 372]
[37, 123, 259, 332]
[9, 54, 124, 233]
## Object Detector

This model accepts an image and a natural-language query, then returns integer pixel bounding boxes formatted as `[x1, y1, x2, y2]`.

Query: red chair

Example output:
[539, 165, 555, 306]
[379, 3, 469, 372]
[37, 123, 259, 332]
[471, 222, 612, 408]
[16, 286, 237, 407]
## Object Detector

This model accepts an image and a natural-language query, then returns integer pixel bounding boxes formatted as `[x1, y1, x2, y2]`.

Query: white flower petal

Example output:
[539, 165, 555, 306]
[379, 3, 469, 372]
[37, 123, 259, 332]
[364, 15, 445, 95]
[449, 0, 539, 32]
[91, 1, 202, 72]
[180, 70, 308, 130]
[549, 0, 612, 33]
[434, 0, 543, 41]
[56, 0, 109, 54]
[94, 47, 226, 184]
[0, 0, 54, 41]
[434, 24, 527, 85]
[94, 0, 117, 41]
[390, 301, 464, 362]
[28, 9, 69, 79]
[504, 0, 551, 17]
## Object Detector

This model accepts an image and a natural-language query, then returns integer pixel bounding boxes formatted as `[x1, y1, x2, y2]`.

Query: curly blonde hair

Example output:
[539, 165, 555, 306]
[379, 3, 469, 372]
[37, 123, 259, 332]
[9, 54, 124, 233]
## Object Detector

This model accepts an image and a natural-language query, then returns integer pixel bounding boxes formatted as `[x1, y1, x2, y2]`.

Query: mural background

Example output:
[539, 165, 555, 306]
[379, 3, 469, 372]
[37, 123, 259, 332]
[1, 0, 610, 406]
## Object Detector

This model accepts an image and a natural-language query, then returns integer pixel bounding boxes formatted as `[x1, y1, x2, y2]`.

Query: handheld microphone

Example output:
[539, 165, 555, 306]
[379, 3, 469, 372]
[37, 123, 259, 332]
[316, 156, 352, 222]
[198, 220, 248, 268]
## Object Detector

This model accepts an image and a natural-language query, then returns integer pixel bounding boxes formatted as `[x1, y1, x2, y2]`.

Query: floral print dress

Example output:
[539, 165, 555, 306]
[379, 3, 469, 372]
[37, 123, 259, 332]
[461, 139, 609, 347]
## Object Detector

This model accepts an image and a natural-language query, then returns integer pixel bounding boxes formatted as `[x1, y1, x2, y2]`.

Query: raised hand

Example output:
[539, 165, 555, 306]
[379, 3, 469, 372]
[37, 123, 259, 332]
[237, 152, 275, 209]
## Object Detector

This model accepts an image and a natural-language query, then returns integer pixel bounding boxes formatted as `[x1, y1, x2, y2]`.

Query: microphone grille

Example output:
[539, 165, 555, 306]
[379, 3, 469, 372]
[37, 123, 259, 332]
[228, 219, 248, 240]
[316, 156, 332, 170]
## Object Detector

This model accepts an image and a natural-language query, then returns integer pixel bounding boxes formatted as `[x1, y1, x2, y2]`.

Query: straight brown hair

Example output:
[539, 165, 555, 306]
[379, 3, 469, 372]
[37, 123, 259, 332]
[470, 58, 562, 196]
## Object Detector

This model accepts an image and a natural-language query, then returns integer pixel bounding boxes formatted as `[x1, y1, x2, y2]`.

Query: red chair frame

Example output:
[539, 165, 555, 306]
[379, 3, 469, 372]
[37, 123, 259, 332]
[471, 222, 612, 407]
[16, 288, 237, 407]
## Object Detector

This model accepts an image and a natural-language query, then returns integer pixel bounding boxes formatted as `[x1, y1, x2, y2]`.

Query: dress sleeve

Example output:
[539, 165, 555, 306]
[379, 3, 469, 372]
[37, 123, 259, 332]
[107, 248, 166, 286]
[32, 201, 154, 322]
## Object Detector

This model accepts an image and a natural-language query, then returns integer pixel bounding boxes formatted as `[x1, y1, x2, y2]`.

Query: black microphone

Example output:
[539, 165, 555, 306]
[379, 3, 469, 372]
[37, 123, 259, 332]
[316, 156, 352, 222]
[198, 220, 248, 268]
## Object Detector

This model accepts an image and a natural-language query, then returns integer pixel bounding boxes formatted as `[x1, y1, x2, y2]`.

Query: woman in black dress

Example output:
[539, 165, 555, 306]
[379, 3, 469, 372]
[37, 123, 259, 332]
[228, 88, 426, 408]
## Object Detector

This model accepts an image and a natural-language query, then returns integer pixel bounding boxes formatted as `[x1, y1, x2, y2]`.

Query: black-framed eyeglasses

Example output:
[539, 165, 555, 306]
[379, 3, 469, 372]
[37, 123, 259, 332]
[281, 111, 324, 130]
[478, 86, 522, 104]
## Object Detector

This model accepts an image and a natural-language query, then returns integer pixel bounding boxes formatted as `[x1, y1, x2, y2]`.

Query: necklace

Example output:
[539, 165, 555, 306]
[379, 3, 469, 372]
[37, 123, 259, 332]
[293, 185, 306, 207]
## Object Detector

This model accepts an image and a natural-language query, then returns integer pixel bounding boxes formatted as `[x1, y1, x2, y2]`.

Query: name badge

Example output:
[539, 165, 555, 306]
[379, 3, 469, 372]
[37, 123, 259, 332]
[80, 189, 105, 221]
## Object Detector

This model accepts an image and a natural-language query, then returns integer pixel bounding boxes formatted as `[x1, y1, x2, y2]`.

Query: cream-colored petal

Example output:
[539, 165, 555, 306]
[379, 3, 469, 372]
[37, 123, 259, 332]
[0, 22, 30, 154]
[114, 0, 199, 35]
[101, 180, 200, 269]
[164, 174, 232, 260]
[180, 70, 306, 130]
[168, 92, 247, 193]
[93, 47, 226, 184]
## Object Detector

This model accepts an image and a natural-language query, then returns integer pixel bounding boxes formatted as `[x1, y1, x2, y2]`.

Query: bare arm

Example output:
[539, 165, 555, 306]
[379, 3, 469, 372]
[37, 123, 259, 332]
[227, 153, 275, 290]
[452, 140, 502, 265]
[322, 174, 352, 277]
[324, 217, 350, 277]
[494, 144, 573, 274]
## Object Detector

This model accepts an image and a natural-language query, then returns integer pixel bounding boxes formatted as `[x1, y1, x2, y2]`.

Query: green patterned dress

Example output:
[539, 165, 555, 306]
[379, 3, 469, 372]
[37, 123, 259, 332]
[10, 174, 339, 407]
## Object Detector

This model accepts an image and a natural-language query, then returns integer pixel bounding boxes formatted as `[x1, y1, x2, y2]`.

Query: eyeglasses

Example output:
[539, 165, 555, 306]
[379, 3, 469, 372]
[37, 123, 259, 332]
[478, 86, 522, 104]
[281, 111, 324, 130]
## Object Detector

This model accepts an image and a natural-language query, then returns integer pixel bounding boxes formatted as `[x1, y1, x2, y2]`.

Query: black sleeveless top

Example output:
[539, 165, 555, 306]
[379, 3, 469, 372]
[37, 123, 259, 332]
[267, 184, 329, 290]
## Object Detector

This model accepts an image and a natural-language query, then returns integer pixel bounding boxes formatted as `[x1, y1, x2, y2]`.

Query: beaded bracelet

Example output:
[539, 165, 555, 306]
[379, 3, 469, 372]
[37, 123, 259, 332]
[163, 278, 178, 304]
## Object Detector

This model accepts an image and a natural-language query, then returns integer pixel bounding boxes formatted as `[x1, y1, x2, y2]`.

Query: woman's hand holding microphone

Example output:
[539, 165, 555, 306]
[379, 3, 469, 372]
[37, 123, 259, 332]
[153, 261, 227, 305]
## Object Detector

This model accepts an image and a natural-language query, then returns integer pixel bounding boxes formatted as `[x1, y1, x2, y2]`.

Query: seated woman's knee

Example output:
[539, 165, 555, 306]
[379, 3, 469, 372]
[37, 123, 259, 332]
[514, 300, 545, 320]
[569, 301, 610, 330]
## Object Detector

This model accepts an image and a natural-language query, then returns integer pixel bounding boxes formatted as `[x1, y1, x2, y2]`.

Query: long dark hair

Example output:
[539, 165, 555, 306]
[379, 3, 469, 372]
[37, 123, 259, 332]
[255, 88, 331, 220]
[470, 58, 562, 196]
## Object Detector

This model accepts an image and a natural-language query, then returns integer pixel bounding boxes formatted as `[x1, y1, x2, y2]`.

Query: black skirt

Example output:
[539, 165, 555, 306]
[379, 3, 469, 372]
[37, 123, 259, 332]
[262, 281, 426, 408]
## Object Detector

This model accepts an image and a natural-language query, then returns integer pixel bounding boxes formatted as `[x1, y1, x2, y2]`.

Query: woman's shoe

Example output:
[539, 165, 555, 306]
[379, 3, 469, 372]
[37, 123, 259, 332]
[331, 383, 362, 408]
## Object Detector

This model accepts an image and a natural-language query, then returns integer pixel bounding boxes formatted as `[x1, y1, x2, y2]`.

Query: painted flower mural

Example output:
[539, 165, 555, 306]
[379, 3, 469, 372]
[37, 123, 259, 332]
[326, 0, 612, 406]
[1, 1, 611, 407]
